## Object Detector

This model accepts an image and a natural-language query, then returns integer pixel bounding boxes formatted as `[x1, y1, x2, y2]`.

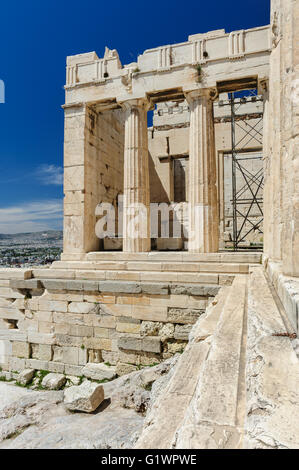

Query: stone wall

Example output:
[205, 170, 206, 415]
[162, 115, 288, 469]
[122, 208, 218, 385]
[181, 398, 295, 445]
[63, 105, 125, 255]
[264, 0, 299, 276]
[0, 269, 220, 377]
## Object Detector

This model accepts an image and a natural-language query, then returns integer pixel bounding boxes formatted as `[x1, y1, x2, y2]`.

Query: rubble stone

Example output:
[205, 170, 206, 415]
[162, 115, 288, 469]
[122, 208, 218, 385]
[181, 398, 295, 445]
[42, 373, 66, 390]
[64, 380, 104, 412]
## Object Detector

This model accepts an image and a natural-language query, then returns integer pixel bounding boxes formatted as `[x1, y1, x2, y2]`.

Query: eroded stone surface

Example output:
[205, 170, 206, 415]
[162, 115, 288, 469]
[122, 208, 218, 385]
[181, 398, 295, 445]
[0, 382, 142, 449]
[245, 268, 299, 449]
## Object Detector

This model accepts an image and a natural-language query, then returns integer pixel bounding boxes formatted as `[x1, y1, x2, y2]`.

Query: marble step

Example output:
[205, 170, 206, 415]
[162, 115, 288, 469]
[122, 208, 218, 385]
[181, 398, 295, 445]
[135, 285, 231, 449]
[174, 275, 247, 448]
[61, 251, 262, 264]
[51, 260, 250, 274]
[32, 268, 222, 285]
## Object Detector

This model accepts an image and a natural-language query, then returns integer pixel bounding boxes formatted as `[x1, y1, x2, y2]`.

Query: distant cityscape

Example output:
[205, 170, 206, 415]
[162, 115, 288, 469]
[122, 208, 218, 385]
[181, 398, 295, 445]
[0, 230, 63, 268]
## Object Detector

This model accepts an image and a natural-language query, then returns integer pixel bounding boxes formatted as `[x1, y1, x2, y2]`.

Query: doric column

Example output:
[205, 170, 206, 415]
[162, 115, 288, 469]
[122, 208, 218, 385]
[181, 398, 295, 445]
[122, 99, 150, 252]
[186, 89, 219, 252]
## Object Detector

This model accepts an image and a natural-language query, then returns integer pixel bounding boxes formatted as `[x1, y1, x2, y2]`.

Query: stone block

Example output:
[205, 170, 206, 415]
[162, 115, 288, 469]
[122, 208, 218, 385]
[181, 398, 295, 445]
[38, 321, 54, 334]
[64, 380, 104, 412]
[35, 311, 53, 322]
[140, 283, 169, 295]
[41, 279, 68, 290]
[18, 368, 35, 385]
[116, 322, 140, 334]
[77, 348, 87, 367]
[48, 361, 65, 374]
[63, 346, 80, 365]
[9, 356, 26, 371]
[69, 324, 93, 337]
[27, 332, 56, 345]
[54, 323, 70, 335]
[116, 317, 140, 334]
[84, 337, 112, 351]
[61, 280, 99, 292]
[116, 295, 150, 306]
[12, 341, 31, 359]
[10, 279, 42, 290]
[55, 334, 83, 348]
[42, 373, 66, 390]
[93, 314, 116, 329]
[68, 302, 92, 314]
[0, 329, 27, 342]
[118, 336, 142, 351]
[33, 268, 75, 280]
[99, 281, 142, 294]
[167, 307, 205, 324]
[106, 271, 139, 281]
[170, 284, 220, 296]
[25, 359, 49, 370]
[75, 270, 106, 281]
[37, 344, 53, 361]
[131, 305, 168, 323]
[38, 299, 68, 313]
[94, 327, 110, 338]
[0, 269, 32, 280]
[142, 336, 162, 353]
[0, 307, 24, 321]
[82, 362, 117, 381]
[84, 294, 115, 304]
[174, 324, 193, 340]
[52, 346, 64, 362]
[51, 292, 84, 302]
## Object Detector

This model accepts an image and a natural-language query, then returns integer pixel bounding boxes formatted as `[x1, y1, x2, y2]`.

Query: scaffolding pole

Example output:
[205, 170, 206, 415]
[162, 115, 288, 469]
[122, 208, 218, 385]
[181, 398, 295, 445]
[226, 89, 264, 251]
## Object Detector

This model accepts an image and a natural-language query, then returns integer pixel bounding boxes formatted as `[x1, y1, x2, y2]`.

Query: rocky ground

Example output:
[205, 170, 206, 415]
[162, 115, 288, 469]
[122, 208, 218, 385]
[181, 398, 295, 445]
[0, 355, 178, 449]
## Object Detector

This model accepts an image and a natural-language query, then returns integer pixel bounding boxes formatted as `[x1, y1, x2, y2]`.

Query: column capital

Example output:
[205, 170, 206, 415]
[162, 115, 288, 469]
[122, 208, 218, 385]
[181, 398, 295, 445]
[119, 97, 152, 112]
[184, 87, 218, 104]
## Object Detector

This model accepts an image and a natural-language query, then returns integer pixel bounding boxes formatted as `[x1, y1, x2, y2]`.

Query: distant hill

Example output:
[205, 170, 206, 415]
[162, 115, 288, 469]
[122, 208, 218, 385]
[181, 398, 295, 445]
[0, 230, 63, 241]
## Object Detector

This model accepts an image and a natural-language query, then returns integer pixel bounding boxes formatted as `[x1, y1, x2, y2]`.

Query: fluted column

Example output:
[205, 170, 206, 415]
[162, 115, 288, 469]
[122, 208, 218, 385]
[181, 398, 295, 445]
[186, 89, 219, 252]
[122, 99, 150, 252]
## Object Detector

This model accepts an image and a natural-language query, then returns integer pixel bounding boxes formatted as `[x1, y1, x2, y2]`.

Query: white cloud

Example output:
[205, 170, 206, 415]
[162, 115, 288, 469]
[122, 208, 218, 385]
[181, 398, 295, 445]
[0, 200, 63, 234]
[35, 164, 63, 185]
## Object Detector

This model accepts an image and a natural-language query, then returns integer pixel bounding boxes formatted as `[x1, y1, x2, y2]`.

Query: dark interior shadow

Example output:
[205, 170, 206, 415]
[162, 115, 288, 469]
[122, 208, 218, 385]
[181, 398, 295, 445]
[148, 151, 170, 203]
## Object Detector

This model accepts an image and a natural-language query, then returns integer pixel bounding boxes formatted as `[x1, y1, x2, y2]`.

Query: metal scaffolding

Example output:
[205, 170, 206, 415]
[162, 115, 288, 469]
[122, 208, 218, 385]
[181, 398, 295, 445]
[229, 89, 264, 251]
[215, 88, 264, 251]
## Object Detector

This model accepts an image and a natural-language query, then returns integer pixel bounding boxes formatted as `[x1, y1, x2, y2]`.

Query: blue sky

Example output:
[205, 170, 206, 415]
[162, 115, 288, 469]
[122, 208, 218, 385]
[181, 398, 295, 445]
[0, 0, 270, 233]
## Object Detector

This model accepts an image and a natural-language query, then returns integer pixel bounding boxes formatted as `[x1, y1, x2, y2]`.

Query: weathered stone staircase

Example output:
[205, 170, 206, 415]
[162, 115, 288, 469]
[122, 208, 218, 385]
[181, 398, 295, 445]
[38, 252, 261, 285]
[135, 267, 299, 449]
